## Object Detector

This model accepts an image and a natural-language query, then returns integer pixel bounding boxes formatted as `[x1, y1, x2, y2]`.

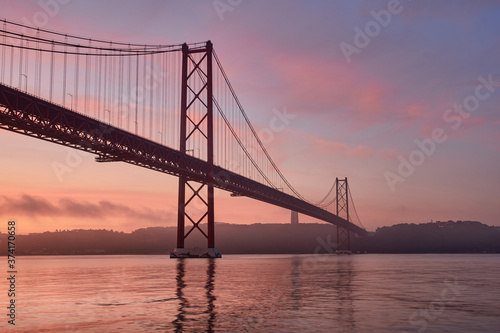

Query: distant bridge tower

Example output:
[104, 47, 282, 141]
[336, 177, 351, 253]
[291, 211, 299, 224]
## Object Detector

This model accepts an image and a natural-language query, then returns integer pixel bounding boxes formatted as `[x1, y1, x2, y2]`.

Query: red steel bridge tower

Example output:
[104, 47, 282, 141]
[172, 41, 220, 258]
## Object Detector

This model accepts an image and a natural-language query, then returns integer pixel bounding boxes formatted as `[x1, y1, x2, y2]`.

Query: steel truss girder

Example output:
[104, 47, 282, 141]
[0, 83, 366, 237]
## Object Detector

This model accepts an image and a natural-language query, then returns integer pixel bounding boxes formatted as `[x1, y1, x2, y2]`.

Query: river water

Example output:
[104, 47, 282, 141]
[4, 254, 500, 332]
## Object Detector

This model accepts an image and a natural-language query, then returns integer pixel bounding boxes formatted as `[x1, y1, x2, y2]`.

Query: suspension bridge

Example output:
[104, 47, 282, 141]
[0, 19, 366, 257]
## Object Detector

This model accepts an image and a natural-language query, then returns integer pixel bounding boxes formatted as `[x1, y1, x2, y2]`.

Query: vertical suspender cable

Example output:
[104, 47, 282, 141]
[149, 52, 154, 140]
[36, 30, 42, 96]
[49, 41, 54, 101]
[110, 44, 115, 125]
[9, 44, 13, 87]
[18, 36, 23, 90]
[1, 21, 6, 82]
[177, 50, 180, 149]
[142, 46, 146, 136]
[75, 46, 80, 111]
[135, 51, 139, 135]
[127, 45, 132, 131]
[172, 51, 176, 148]
[161, 52, 166, 145]
[223, 76, 231, 170]
[109, 42, 115, 125]
[170, 52, 173, 148]
[24, 39, 29, 92]
[118, 51, 124, 128]
[93, 47, 99, 118]
[103, 46, 108, 122]
[141, 45, 148, 137]
[215, 66, 218, 165]
[84, 40, 91, 114]
[63, 35, 67, 107]
[97, 48, 102, 120]
[34, 33, 39, 94]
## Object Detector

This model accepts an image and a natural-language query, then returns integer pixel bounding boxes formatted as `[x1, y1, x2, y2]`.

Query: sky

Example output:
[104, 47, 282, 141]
[0, 0, 499, 234]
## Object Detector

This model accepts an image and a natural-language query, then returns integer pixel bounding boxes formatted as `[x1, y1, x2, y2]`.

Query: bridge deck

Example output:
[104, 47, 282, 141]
[0, 83, 366, 235]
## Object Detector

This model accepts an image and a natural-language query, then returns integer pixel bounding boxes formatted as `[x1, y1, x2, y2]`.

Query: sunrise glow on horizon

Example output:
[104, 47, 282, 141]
[0, 0, 499, 234]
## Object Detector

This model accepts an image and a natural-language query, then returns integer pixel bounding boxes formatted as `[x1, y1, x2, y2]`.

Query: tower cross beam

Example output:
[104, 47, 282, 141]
[174, 41, 219, 258]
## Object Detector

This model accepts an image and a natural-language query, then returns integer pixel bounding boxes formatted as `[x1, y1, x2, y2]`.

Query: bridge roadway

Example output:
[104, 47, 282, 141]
[0, 83, 367, 236]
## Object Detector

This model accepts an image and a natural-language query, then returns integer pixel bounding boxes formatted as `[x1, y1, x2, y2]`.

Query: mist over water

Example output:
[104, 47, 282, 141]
[11, 254, 500, 332]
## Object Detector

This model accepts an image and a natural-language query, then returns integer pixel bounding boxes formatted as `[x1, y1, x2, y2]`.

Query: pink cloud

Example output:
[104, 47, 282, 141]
[308, 136, 374, 159]
[380, 149, 400, 160]
[403, 103, 427, 122]
[269, 54, 388, 112]
[216, 32, 402, 130]
[0, 194, 175, 222]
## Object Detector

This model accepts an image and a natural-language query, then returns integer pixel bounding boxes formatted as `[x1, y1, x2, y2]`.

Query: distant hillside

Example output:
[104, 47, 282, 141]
[0, 223, 340, 255]
[1, 220, 498, 255]
[352, 220, 500, 253]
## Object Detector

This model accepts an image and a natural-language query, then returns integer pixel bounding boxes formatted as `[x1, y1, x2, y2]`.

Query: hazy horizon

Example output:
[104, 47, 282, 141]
[1, 1, 499, 234]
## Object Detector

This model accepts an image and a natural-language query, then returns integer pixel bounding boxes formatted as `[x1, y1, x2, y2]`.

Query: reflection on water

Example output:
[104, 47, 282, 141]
[205, 259, 217, 331]
[335, 258, 355, 331]
[14, 254, 500, 332]
[173, 259, 187, 331]
[173, 258, 216, 332]
[286, 255, 357, 331]
[290, 256, 302, 311]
